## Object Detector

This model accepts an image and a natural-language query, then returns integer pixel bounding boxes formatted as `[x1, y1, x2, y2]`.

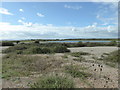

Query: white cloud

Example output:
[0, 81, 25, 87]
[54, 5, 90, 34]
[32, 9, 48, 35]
[0, 8, 13, 15]
[96, 2, 118, 25]
[18, 19, 23, 23]
[19, 9, 24, 12]
[37, 13, 45, 17]
[0, 22, 10, 25]
[0, 22, 118, 40]
[64, 4, 82, 10]
[18, 19, 32, 27]
[21, 17, 26, 20]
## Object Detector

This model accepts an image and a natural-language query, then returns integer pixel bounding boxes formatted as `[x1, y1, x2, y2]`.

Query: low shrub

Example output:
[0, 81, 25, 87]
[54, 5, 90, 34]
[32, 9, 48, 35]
[3, 44, 70, 54]
[104, 50, 119, 63]
[73, 57, 85, 62]
[2, 54, 49, 79]
[71, 52, 90, 57]
[108, 40, 117, 46]
[30, 75, 74, 88]
[2, 54, 65, 79]
[117, 42, 120, 47]
[13, 45, 27, 50]
[41, 47, 51, 54]
[62, 55, 68, 58]
[75, 41, 85, 47]
[99, 50, 119, 67]
[85, 42, 106, 47]
[34, 40, 39, 44]
[3, 45, 27, 53]
[2, 54, 35, 79]
[1, 42, 14, 46]
[65, 65, 91, 78]
[16, 41, 20, 44]
[53, 46, 70, 53]
[29, 47, 43, 54]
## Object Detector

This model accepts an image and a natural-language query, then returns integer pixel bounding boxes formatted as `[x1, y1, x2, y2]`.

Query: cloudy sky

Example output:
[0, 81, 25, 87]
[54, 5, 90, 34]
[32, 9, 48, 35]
[0, 2, 118, 40]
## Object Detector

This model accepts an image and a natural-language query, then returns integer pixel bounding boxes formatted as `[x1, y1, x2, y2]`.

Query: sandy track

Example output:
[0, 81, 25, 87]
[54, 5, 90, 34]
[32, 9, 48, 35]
[68, 46, 118, 57]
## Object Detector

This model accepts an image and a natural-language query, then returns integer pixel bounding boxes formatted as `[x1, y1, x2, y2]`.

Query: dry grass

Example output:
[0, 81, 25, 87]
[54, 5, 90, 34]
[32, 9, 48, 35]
[30, 74, 74, 88]
[2, 54, 64, 79]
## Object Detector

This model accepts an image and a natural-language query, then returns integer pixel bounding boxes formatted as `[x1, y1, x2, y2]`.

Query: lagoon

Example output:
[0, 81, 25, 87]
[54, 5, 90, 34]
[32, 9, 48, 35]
[47, 40, 111, 43]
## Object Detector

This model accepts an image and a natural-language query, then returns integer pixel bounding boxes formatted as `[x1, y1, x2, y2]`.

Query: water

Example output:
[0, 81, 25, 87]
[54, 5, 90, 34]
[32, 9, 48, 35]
[47, 40, 111, 43]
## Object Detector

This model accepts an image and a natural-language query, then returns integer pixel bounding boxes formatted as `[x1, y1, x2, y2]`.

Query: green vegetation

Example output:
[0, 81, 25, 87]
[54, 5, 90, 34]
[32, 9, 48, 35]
[70, 52, 86, 62]
[75, 41, 85, 47]
[34, 40, 39, 44]
[30, 75, 74, 88]
[2, 45, 27, 54]
[2, 54, 64, 79]
[53, 46, 70, 53]
[2, 39, 119, 47]
[64, 65, 91, 78]
[1, 41, 14, 46]
[2, 54, 34, 79]
[73, 58, 84, 62]
[98, 50, 119, 67]
[71, 52, 90, 57]
[62, 55, 68, 58]
[85, 42, 106, 47]
[84, 41, 118, 47]
[1, 40, 119, 55]
[2, 39, 119, 88]
[16, 41, 20, 44]
[3, 43, 70, 54]
[117, 42, 120, 47]
[59, 38, 119, 41]
[26, 47, 51, 54]
[108, 40, 117, 46]
[103, 53, 109, 55]
[104, 50, 119, 63]
[14, 38, 119, 41]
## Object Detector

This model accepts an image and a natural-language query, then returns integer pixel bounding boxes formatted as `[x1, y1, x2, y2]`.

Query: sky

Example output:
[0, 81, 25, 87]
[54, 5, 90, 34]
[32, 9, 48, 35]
[0, 2, 118, 40]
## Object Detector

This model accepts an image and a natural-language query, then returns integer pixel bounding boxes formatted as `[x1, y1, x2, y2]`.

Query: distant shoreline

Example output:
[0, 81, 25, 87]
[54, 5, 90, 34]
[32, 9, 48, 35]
[1, 38, 120, 42]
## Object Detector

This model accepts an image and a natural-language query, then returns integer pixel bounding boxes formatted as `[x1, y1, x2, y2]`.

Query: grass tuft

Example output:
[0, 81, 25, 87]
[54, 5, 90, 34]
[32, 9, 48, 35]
[71, 52, 90, 57]
[2, 54, 64, 79]
[30, 75, 74, 88]
[64, 65, 91, 79]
